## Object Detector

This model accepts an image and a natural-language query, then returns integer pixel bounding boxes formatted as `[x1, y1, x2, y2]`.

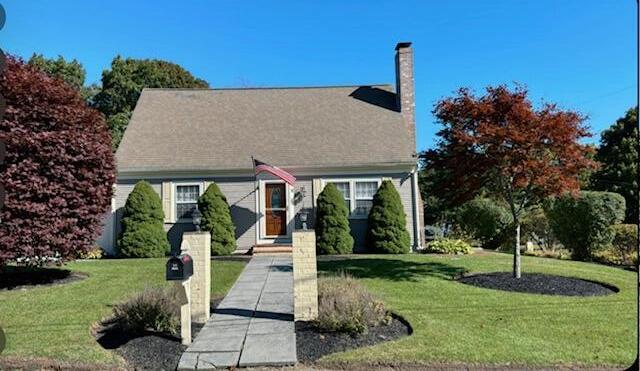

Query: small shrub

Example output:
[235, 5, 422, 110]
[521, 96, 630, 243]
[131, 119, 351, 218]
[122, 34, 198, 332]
[593, 224, 637, 266]
[80, 246, 104, 259]
[367, 180, 411, 254]
[113, 286, 180, 335]
[316, 274, 390, 334]
[316, 183, 354, 255]
[546, 191, 625, 261]
[198, 183, 237, 256]
[118, 181, 170, 258]
[611, 224, 637, 264]
[456, 197, 512, 249]
[425, 238, 472, 254]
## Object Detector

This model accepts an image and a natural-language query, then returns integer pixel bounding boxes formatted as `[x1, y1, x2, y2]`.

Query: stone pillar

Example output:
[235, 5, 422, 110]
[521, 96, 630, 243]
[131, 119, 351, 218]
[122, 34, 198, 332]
[180, 232, 211, 323]
[292, 231, 318, 321]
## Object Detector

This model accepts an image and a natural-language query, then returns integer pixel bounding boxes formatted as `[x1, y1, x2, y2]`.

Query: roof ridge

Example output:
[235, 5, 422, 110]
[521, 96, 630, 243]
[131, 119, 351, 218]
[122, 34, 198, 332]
[142, 84, 393, 92]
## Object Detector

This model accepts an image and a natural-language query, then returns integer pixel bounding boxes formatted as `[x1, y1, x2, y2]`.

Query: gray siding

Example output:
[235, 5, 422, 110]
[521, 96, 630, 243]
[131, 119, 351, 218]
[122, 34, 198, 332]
[106, 171, 416, 255]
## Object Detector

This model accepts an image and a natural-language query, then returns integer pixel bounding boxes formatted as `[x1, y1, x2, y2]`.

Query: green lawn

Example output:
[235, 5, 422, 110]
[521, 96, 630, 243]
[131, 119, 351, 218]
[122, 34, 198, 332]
[317, 252, 637, 368]
[0, 258, 245, 366]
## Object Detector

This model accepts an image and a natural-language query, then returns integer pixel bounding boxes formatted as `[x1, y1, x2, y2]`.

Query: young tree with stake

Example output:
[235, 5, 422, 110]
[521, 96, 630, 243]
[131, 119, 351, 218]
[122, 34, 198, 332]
[425, 85, 597, 277]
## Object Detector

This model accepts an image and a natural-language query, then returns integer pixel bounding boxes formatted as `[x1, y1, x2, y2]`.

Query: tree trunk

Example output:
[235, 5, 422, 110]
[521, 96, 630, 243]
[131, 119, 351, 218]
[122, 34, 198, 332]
[513, 222, 521, 278]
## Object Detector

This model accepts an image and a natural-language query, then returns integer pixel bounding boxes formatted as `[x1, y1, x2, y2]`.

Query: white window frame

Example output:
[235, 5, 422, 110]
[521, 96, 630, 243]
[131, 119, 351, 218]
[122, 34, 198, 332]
[174, 182, 204, 223]
[321, 178, 382, 219]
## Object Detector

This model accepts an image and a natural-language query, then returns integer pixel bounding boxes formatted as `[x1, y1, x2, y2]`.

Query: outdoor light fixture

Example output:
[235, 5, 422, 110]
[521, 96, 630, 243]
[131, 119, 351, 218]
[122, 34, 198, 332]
[192, 207, 202, 231]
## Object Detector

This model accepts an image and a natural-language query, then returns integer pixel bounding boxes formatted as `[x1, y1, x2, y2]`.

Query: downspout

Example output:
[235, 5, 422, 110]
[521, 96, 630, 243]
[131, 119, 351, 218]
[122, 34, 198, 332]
[411, 167, 422, 251]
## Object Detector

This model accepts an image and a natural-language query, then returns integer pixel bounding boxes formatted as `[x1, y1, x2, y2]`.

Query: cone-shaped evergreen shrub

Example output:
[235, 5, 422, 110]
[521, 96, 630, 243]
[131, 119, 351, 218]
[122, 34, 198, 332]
[198, 183, 237, 255]
[366, 180, 411, 254]
[316, 183, 354, 254]
[119, 181, 170, 258]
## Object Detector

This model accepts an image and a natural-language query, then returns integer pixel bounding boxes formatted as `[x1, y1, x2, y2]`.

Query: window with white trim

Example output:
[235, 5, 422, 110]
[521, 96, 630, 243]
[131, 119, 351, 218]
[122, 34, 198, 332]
[176, 184, 201, 220]
[354, 181, 378, 217]
[324, 179, 381, 219]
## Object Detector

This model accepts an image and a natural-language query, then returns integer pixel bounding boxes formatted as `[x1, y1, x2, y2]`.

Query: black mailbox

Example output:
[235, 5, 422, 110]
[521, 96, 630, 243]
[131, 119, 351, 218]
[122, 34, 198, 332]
[166, 254, 193, 281]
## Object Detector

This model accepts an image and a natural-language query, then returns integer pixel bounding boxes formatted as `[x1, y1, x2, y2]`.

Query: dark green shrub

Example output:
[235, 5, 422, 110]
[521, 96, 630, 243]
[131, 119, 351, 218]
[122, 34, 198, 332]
[456, 197, 512, 249]
[425, 238, 473, 254]
[119, 181, 169, 258]
[198, 183, 236, 256]
[316, 273, 389, 334]
[366, 180, 411, 254]
[316, 183, 354, 255]
[113, 286, 180, 335]
[546, 191, 625, 261]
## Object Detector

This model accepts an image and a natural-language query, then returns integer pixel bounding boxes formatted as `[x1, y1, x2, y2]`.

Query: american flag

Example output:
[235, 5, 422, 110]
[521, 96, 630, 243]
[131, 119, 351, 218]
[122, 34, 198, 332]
[252, 158, 296, 185]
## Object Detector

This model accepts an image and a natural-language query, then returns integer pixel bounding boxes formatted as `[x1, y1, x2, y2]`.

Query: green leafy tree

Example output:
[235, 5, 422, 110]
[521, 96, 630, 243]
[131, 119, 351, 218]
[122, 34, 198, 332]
[28, 53, 86, 91]
[545, 191, 625, 261]
[591, 107, 638, 223]
[316, 183, 354, 254]
[198, 183, 237, 256]
[119, 181, 170, 258]
[94, 56, 209, 149]
[367, 180, 411, 254]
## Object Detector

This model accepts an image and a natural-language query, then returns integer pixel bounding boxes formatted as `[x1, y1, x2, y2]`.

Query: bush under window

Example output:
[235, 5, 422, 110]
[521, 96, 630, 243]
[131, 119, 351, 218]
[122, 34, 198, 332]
[198, 183, 237, 256]
[316, 183, 354, 255]
[118, 181, 170, 258]
[366, 180, 411, 254]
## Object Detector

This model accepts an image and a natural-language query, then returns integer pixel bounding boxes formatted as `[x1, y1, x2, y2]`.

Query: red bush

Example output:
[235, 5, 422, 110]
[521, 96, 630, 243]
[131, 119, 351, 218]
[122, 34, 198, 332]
[0, 56, 115, 266]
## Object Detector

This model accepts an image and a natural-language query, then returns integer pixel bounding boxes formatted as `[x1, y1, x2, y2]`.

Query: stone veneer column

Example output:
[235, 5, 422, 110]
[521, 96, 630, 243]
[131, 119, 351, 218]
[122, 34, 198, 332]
[180, 232, 211, 323]
[292, 231, 318, 321]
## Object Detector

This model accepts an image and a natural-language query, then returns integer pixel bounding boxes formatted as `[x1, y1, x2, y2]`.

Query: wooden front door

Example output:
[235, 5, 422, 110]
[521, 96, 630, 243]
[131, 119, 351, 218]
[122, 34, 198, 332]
[265, 183, 287, 236]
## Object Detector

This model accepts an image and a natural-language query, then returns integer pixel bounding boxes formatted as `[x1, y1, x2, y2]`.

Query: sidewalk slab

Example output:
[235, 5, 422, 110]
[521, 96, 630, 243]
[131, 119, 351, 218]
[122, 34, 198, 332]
[179, 255, 297, 369]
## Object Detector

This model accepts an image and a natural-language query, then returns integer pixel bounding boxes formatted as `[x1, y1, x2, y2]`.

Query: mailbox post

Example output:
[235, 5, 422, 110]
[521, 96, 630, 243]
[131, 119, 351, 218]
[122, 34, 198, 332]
[166, 253, 194, 345]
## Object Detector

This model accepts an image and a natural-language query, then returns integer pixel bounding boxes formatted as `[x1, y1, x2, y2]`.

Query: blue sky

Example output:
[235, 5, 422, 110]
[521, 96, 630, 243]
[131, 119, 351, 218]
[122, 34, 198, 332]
[2, 1, 636, 151]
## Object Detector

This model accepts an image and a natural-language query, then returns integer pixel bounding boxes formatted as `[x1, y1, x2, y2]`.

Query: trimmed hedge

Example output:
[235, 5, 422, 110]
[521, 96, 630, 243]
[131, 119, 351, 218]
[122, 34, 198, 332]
[546, 191, 625, 261]
[118, 181, 170, 258]
[456, 197, 512, 249]
[198, 183, 237, 256]
[594, 224, 638, 266]
[316, 183, 354, 254]
[425, 238, 473, 255]
[367, 180, 411, 254]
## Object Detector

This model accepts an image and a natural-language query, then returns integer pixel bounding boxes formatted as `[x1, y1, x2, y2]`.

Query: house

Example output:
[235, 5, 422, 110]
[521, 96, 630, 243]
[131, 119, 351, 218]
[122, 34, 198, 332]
[97, 42, 424, 255]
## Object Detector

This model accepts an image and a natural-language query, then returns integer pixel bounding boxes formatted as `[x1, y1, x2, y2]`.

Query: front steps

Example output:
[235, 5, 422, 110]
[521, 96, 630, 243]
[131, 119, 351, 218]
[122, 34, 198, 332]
[251, 244, 293, 255]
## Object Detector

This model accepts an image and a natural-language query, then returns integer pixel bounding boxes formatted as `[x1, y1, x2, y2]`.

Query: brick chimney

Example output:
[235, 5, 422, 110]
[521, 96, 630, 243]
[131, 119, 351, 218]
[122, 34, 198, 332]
[395, 42, 416, 146]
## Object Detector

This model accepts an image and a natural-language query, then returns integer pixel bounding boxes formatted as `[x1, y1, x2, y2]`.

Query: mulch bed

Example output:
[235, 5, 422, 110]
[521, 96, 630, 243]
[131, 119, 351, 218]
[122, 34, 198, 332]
[295, 313, 412, 363]
[0, 266, 87, 291]
[94, 298, 221, 370]
[457, 272, 618, 296]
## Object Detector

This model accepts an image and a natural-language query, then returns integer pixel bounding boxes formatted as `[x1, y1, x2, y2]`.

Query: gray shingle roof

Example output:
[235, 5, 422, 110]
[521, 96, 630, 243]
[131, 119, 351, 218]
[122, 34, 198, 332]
[116, 85, 416, 173]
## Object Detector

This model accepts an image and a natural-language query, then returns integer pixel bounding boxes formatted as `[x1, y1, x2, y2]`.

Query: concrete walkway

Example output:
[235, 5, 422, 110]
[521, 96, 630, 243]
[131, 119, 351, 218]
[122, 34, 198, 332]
[178, 255, 297, 370]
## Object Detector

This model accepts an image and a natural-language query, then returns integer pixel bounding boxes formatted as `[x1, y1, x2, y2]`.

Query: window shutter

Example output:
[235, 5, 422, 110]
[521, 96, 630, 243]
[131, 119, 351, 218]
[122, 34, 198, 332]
[162, 181, 174, 223]
[312, 179, 324, 207]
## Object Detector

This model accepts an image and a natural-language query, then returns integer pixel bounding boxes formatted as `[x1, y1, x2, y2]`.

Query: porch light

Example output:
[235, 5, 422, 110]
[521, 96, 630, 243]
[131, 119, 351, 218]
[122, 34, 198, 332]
[192, 207, 202, 231]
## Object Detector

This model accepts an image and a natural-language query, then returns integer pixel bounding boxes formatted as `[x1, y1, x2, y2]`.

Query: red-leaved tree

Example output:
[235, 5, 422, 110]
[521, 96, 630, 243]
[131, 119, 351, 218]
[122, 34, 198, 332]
[0, 56, 115, 267]
[425, 85, 597, 277]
